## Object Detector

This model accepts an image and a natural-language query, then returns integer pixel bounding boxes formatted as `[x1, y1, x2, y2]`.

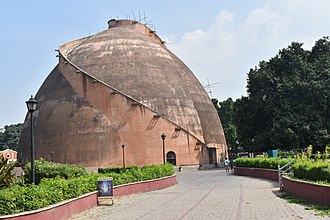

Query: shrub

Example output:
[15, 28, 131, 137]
[140, 163, 175, 180]
[23, 159, 87, 184]
[235, 156, 330, 184]
[98, 166, 138, 174]
[293, 160, 330, 182]
[235, 157, 291, 170]
[0, 157, 16, 189]
[323, 145, 330, 160]
[0, 163, 175, 215]
[0, 176, 96, 215]
[99, 163, 175, 183]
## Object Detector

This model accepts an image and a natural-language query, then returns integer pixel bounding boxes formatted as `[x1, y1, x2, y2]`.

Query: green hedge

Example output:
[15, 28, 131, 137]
[235, 157, 330, 184]
[98, 166, 138, 174]
[0, 162, 175, 216]
[234, 157, 291, 169]
[293, 160, 330, 182]
[0, 174, 99, 215]
[24, 159, 87, 184]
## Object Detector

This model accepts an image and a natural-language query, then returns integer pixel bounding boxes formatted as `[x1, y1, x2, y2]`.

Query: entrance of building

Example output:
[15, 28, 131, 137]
[166, 151, 176, 165]
[208, 148, 216, 165]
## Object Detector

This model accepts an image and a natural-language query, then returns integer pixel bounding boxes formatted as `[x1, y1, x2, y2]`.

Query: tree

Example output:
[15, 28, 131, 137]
[237, 37, 330, 151]
[1, 123, 23, 151]
[233, 96, 262, 152]
[212, 98, 238, 153]
[0, 129, 3, 147]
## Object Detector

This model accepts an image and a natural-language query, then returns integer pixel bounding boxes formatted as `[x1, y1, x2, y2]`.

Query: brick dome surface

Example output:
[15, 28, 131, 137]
[19, 20, 227, 167]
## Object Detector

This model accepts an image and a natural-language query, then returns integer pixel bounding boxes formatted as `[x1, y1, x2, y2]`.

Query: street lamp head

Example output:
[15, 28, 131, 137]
[122, 144, 125, 149]
[161, 132, 166, 140]
[26, 95, 38, 112]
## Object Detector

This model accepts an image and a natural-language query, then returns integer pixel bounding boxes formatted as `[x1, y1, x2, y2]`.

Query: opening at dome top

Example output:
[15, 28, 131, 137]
[107, 19, 166, 47]
[107, 19, 139, 29]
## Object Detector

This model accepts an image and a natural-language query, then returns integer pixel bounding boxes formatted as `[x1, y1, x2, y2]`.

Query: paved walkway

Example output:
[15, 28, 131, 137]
[69, 169, 329, 220]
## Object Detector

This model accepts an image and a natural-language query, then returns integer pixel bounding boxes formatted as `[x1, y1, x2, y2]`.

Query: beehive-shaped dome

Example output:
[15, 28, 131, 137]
[19, 20, 227, 167]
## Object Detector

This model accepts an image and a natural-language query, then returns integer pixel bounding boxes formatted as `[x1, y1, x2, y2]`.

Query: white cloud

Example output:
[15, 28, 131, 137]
[166, 0, 330, 101]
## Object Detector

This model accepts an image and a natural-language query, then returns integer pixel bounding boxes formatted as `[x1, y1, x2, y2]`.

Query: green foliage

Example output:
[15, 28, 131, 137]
[0, 175, 98, 215]
[140, 163, 175, 180]
[220, 37, 330, 152]
[324, 145, 330, 160]
[23, 159, 87, 185]
[293, 160, 330, 182]
[235, 155, 330, 184]
[0, 130, 3, 147]
[306, 145, 313, 159]
[99, 163, 175, 185]
[98, 165, 138, 174]
[0, 162, 175, 215]
[0, 157, 16, 189]
[232, 97, 258, 152]
[0, 123, 23, 151]
[212, 98, 238, 153]
[235, 157, 291, 169]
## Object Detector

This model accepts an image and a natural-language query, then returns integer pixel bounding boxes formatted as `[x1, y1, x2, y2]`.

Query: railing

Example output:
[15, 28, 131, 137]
[278, 159, 295, 190]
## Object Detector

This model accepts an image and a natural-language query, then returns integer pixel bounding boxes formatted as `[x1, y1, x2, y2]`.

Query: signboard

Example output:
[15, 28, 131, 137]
[98, 177, 113, 196]
[97, 177, 114, 205]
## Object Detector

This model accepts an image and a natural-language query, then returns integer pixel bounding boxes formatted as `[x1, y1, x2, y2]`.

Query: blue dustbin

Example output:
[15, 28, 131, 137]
[267, 150, 278, 157]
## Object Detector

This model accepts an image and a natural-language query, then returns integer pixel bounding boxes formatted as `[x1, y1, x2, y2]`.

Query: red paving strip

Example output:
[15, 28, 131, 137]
[235, 180, 244, 220]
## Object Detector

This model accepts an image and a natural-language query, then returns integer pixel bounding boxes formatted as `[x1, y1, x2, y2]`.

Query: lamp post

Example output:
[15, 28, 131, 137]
[121, 144, 125, 168]
[161, 133, 166, 164]
[25, 95, 38, 185]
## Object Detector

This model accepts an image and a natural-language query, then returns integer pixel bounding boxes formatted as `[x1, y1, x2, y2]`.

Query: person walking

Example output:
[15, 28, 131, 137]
[224, 158, 229, 172]
[229, 158, 234, 172]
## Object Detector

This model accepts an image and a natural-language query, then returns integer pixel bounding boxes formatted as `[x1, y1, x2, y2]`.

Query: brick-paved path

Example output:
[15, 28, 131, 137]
[69, 169, 329, 220]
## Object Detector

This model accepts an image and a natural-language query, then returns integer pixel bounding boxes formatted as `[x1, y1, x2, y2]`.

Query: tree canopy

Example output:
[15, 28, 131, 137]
[0, 123, 23, 151]
[214, 37, 330, 152]
[212, 98, 238, 152]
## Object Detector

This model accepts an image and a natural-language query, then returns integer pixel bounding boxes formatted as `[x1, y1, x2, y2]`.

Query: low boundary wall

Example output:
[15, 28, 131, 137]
[114, 174, 177, 196]
[282, 176, 330, 206]
[1, 174, 177, 220]
[234, 167, 330, 206]
[234, 167, 278, 181]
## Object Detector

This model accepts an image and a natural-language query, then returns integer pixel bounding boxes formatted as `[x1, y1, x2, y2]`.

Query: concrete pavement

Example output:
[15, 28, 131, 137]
[69, 169, 329, 220]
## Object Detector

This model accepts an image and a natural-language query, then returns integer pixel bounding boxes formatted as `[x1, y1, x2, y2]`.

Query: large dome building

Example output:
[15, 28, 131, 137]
[19, 19, 227, 167]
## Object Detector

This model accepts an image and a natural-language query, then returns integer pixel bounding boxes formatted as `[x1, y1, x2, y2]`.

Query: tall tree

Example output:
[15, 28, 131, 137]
[233, 96, 260, 151]
[0, 128, 3, 143]
[212, 98, 238, 153]
[237, 38, 330, 151]
[1, 123, 23, 151]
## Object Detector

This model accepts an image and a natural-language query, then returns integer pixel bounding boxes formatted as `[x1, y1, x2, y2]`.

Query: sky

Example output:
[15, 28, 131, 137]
[1, 0, 330, 128]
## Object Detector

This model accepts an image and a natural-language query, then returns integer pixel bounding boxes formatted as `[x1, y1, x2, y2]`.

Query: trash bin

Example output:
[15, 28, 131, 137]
[267, 150, 278, 157]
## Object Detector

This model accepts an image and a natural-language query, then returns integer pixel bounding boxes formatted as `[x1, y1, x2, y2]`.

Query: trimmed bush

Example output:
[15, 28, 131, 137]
[0, 175, 99, 215]
[140, 163, 175, 180]
[98, 166, 138, 174]
[0, 162, 175, 216]
[235, 156, 330, 184]
[24, 159, 87, 184]
[293, 160, 330, 182]
[235, 157, 291, 169]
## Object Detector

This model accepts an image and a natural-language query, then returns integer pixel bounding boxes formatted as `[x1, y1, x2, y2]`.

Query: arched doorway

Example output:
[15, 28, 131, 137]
[166, 151, 176, 165]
